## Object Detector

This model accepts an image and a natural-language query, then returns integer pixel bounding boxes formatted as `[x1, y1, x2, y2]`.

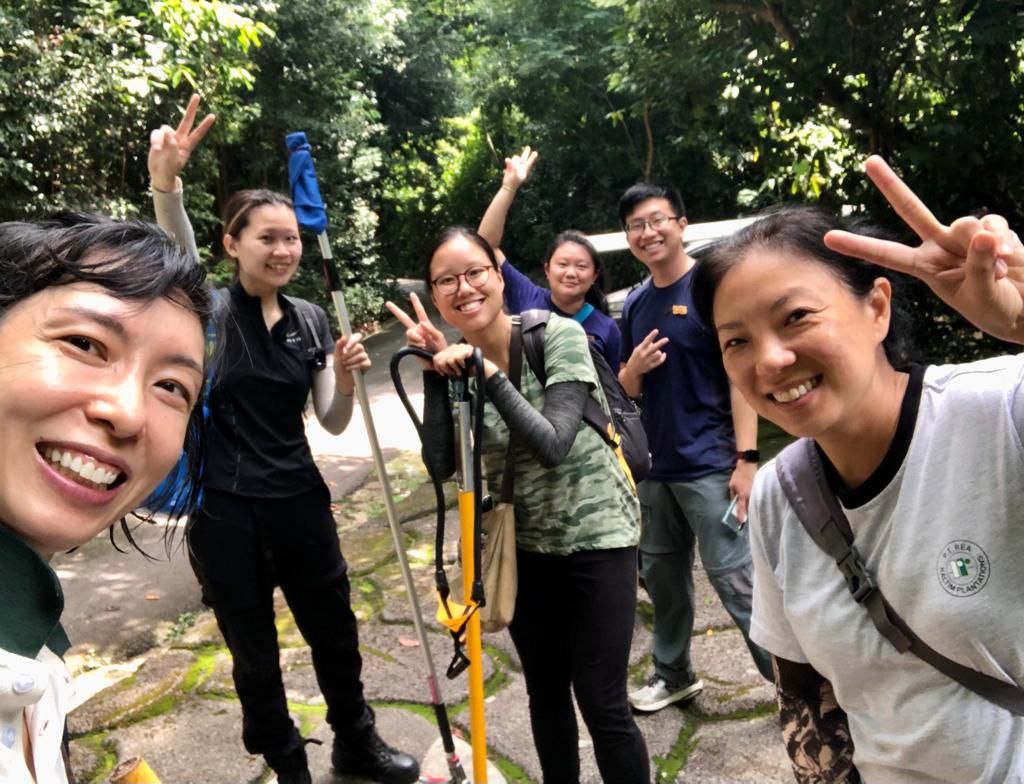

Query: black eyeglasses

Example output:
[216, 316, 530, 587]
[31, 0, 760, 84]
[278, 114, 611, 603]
[624, 214, 679, 236]
[431, 265, 491, 295]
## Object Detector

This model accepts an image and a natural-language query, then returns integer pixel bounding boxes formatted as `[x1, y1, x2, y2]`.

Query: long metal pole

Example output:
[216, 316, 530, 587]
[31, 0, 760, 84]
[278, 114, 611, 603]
[314, 232, 451, 757]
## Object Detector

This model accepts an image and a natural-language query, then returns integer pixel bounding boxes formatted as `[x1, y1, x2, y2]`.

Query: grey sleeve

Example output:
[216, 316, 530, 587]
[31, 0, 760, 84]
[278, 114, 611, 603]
[484, 373, 587, 468]
[152, 186, 200, 263]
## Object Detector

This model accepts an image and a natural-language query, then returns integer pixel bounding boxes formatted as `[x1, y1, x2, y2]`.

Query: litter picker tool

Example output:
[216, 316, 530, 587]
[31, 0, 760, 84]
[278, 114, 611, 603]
[286, 133, 466, 784]
[391, 346, 489, 783]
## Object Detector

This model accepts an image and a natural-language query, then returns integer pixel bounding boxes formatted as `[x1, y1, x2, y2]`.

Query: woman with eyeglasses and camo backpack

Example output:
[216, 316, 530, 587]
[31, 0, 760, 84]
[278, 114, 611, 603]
[387, 225, 648, 784]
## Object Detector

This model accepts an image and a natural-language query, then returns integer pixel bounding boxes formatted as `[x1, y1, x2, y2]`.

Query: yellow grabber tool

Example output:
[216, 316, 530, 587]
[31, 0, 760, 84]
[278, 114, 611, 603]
[109, 756, 160, 783]
[391, 346, 489, 783]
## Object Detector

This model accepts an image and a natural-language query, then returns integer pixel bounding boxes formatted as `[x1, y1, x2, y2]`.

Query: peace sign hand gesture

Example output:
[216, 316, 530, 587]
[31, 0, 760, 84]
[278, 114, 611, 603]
[148, 94, 216, 193]
[824, 156, 1024, 345]
[502, 145, 538, 191]
[385, 292, 449, 364]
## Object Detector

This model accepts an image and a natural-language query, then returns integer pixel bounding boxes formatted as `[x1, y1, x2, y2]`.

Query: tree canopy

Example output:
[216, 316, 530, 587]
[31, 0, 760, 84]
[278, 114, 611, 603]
[1, 0, 1021, 357]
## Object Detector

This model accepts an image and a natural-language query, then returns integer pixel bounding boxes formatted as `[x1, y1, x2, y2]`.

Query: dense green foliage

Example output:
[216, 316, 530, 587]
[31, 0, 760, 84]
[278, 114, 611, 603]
[1, 0, 1022, 356]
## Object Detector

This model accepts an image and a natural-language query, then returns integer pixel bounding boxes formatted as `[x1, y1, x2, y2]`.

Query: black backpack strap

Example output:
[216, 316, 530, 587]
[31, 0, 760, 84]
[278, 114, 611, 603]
[499, 317, 522, 504]
[285, 296, 327, 369]
[775, 439, 1024, 716]
[520, 308, 550, 386]
[519, 308, 617, 448]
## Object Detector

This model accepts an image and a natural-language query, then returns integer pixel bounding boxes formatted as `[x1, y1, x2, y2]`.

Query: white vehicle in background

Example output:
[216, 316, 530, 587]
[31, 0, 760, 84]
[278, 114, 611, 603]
[590, 216, 757, 323]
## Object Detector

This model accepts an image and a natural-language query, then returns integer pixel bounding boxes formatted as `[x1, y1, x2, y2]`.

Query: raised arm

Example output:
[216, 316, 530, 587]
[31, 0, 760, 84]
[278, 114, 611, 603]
[478, 145, 538, 260]
[148, 94, 215, 262]
[824, 156, 1024, 345]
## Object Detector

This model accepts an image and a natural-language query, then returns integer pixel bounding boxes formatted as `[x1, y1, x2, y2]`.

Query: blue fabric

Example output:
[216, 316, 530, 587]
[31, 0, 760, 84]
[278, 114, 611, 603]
[501, 257, 621, 371]
[619, 268, 735, 481]
[572, 302, 595, 324]
[285, 131, 328, 235]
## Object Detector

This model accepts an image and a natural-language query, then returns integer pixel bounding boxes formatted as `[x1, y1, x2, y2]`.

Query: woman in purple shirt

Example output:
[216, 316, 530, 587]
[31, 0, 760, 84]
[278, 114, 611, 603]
[478, 147, 622, 370]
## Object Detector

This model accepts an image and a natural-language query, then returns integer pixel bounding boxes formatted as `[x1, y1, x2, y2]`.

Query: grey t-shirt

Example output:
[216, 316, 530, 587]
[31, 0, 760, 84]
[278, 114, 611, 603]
[750, 355, 1024, 783]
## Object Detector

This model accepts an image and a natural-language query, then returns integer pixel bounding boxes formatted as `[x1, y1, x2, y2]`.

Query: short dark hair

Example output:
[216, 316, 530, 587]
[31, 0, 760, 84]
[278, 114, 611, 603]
[691, 205, 916, 368]
[542, 231, 609, 315]
[618, 183, 686, 226]
[0, 212, 216, 537]
[422, 226, 500, 290]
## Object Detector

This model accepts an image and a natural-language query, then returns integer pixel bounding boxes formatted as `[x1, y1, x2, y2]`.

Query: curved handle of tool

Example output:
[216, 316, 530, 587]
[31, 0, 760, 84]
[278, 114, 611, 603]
[389, 346, 436, 437]
[389, 345, 454, 598]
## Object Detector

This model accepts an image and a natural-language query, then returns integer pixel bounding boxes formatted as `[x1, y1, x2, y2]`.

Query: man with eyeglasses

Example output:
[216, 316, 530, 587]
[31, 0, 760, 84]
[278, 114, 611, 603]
[617, 183, 773, 714]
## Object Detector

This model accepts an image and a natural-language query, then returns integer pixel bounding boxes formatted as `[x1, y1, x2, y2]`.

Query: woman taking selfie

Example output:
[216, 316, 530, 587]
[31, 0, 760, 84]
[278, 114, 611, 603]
[0, 214, 212, 782]
[692, 157, 1024, 783]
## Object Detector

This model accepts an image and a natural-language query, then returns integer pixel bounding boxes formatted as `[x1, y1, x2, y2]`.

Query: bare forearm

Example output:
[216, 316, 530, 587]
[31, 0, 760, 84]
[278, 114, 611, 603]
[619, 363, 643, 399]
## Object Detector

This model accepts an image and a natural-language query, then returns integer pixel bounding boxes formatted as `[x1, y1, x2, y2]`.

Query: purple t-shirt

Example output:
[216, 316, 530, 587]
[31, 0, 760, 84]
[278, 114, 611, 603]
[501, 257, 621, 371]
[620, 267, 735, 481]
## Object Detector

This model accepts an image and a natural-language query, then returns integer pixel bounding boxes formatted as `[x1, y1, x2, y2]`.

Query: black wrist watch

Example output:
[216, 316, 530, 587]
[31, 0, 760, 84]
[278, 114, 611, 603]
[736, 449, 760, 464]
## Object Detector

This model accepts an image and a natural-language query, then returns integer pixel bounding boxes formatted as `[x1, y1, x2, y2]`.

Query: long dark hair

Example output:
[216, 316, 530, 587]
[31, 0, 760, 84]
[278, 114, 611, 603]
[0, 212, 216, 543]
[542, 231, 609, 315]
[691, 205, 918, 368]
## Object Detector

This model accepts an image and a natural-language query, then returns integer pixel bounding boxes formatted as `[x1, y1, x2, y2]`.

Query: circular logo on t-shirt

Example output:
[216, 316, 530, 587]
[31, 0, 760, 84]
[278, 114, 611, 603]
[936, 540, 990, 597]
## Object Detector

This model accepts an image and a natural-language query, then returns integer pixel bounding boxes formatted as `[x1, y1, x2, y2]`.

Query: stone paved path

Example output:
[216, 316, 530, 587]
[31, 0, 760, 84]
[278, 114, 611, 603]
[65, 451, 791, 783]
[60, 310, 793, 783]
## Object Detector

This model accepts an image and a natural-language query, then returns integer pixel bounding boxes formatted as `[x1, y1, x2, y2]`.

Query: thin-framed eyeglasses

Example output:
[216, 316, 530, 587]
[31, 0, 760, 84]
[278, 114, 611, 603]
[431, 265, 492, 296]
[624, 213, 679, 236]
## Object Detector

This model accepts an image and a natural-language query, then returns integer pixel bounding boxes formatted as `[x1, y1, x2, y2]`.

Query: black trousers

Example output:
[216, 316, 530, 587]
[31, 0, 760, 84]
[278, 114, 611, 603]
[508, 546, 650, 784]
[188, 484, 368, 757]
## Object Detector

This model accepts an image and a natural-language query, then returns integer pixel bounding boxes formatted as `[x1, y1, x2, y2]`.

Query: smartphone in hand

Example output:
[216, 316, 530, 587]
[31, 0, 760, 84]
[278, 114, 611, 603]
[721, 496, 744, 533]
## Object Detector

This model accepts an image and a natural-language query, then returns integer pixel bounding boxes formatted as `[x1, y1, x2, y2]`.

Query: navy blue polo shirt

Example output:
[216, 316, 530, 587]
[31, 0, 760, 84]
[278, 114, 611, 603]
[620, 265, 736, 481]
[204, 282, 333, 497]
[501, 256, 621, 370]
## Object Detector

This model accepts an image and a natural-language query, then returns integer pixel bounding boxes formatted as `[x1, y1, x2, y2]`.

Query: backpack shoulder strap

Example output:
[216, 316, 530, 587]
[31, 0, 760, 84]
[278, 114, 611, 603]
[284, 295, 324, 354]
[519, 308, 551, 386]
[520, 308, 617, 448]
[774, 438, 1024, 716]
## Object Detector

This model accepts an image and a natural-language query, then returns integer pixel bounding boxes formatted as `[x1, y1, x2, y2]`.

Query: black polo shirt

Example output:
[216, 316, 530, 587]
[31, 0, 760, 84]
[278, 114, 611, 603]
[204, 282, 334, 498]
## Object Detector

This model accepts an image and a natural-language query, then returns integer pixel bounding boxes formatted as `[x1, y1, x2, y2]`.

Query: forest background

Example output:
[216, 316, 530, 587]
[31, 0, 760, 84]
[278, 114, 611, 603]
[2, 0, 1022, 360]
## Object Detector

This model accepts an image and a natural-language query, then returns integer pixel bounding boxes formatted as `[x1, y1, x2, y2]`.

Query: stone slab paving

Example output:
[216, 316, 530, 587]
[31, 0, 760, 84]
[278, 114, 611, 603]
[68, 452, 791, 784]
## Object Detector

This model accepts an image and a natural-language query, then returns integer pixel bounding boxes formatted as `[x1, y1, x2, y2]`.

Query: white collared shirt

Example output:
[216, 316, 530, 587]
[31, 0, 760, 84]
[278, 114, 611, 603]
[0, 645, 73, 783]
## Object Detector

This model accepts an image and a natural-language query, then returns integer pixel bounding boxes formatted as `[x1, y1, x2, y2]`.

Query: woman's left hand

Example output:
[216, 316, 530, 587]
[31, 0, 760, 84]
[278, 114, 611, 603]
[333, 332, 371, 393]
[824, 156, 1024, 345]
[431, 344, 498, 378]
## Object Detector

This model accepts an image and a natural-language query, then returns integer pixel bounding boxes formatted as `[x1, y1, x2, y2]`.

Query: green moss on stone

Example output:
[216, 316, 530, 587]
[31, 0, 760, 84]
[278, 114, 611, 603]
[653, 721, 700, 782]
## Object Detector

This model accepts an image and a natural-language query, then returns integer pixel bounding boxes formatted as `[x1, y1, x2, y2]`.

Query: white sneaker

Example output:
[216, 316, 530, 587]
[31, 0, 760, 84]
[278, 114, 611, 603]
[628, 675, 703, 712]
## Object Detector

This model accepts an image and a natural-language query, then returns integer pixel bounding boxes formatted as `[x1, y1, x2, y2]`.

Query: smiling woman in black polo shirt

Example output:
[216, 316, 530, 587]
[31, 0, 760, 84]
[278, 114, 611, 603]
[147, 96, 418, 784]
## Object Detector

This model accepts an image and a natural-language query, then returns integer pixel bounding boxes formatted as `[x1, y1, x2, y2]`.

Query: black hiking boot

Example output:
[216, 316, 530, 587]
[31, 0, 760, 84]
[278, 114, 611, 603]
[265, 744, 313, 784]
[331, 713, 419, 784]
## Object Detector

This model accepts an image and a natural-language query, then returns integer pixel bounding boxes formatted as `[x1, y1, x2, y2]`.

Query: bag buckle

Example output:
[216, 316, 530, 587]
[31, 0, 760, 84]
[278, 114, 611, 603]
[837, 546, 875, 603]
